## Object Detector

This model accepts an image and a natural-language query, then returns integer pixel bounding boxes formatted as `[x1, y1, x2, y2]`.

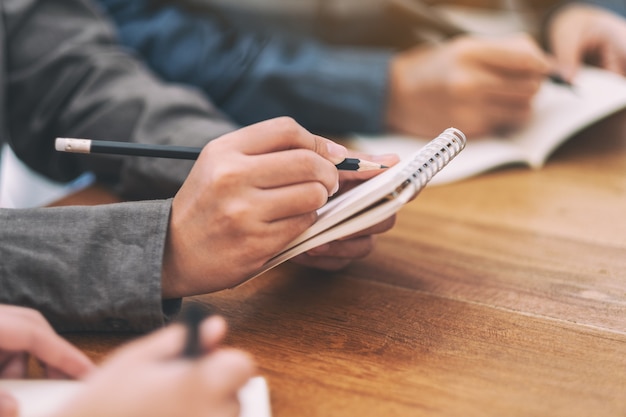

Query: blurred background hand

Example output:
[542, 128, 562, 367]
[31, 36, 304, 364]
[547, 3, 626, 81]
[386, 33, 551, 138]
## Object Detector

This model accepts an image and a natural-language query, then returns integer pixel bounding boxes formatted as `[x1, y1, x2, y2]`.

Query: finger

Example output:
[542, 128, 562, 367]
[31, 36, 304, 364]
[0, 354, 27, 379]
[199, 316, 228, 351]
[469, 34, 551, 75]
[252, 182, 329, 222]
[198, 349, 256, 396]
[107, 325, 186, 365]
[0, 390, 18, 417]
[247, 149, 338, 196]
[223, 117, 348, 164]
[307, 235, 376, 259]
[0, 312, 93, 379]
[480, 74, 543, 102]
[290, 253, 353, 271]
[549, 18, 585, 81]
[22, 332, 94, 379]
[263, 211, 319, 247]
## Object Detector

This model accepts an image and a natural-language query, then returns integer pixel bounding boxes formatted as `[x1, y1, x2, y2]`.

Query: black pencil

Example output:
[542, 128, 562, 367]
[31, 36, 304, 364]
[55, 138, 387, 172]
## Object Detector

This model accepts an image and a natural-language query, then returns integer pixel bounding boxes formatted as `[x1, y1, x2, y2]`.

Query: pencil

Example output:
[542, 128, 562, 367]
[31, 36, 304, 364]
[55, 138, 387, 172]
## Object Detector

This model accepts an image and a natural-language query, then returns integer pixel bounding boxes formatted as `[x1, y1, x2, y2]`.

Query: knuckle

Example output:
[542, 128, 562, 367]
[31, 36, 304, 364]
[219, 200, 254, 227]
[290, 150, 320, 172]
[270, 116, 302, 136]
[302, 183, 330, 209]
[210, 164, 246, 193]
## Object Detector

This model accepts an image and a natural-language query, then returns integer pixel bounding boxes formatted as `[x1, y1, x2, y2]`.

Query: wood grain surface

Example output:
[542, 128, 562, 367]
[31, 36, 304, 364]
[64, 110, 626, 416]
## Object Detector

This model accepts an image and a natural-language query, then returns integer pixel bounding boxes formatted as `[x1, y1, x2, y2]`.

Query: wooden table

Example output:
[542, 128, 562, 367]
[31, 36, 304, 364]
[63, 110, 626, 417]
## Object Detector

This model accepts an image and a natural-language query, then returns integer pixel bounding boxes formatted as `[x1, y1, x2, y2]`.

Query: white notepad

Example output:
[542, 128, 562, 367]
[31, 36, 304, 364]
[246, 127, 466, 280]
[0, 376, 271, 417]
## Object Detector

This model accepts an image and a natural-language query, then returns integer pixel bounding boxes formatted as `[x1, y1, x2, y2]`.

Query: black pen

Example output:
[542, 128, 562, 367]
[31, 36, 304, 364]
[55, 138, 387, 172]
[181, 303, 210, 359]
[547, 72, 576, 90]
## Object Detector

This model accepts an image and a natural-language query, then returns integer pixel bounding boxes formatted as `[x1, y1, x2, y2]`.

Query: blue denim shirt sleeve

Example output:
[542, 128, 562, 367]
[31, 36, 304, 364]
[95, 0, 393, 135]
[579, 0, 626, 15]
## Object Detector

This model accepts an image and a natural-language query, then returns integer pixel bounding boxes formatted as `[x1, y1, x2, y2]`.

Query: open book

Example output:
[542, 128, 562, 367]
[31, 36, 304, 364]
[247, 127, 466, 280]
[0, 376, 271, 417]
[349, 67, 626, 186]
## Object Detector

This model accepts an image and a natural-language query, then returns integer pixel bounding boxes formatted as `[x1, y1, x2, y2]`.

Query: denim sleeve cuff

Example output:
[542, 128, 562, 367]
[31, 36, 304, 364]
[221, 45, 394, 135]
[302, 47, 394, 134]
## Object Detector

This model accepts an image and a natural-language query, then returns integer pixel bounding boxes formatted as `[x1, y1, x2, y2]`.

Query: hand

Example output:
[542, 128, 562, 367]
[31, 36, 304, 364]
[547, 3, 626, 80]
[0, 305, 94, 379]
[162, 117, 349, 297]
[292, 152, 399, 271]
[55, 316, 255, 417]
[0, 304, 94, 417]
[386, 33, 551, 137]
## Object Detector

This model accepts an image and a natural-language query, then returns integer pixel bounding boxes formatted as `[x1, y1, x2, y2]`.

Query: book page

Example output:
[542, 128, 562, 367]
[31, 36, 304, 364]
[350, 67, 626, 185]
[514, 67, 626, 165]
[0, 376, 271, 417]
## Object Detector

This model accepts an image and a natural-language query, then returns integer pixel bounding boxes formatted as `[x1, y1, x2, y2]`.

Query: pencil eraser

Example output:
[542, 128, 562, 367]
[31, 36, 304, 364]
[55, 138, 70, 151]
[55, 138, 90, 153]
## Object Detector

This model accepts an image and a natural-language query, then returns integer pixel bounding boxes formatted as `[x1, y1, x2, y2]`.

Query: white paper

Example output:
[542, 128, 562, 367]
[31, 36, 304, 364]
[0, 376, 271, 417]
[350, 67, 626, 185]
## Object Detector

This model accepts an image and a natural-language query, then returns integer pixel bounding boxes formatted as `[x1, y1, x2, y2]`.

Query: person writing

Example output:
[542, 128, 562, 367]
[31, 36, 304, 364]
[0, 304, 255, 417]
[0, 0, 397, 332]
[94, 0, 552, 138]
[544, 0, 626, 80]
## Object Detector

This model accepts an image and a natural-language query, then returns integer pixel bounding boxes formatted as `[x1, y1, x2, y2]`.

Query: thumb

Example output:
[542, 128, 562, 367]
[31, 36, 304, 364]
[0, 391, 18, 417]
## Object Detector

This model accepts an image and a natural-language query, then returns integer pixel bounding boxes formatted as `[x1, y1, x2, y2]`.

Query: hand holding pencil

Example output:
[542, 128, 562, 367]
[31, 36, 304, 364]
[52, 309, 255, 417]
[69, 118, 397, 296]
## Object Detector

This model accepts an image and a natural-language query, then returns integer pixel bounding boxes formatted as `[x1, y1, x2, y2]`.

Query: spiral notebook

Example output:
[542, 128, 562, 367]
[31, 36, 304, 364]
[247, 127, 466, 280]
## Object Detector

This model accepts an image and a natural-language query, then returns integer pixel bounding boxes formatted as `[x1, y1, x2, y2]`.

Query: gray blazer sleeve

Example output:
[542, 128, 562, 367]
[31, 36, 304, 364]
[0, 200, 177, 333]
[0, 0, 241, 332]
[4, 0, 238, 200]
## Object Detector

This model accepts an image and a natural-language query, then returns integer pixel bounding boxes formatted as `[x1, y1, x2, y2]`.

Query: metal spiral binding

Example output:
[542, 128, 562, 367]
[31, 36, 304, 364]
[401, 127, 466, 192]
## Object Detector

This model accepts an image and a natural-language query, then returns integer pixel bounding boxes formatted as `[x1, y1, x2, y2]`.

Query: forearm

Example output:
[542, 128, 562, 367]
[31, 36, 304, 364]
[0, 200, 178, 333]
[5, 0, 237, 200]
[97, 0, 394, 135]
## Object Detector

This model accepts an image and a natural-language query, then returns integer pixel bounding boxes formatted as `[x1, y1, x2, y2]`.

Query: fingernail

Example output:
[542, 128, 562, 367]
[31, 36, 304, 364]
[330, 181, 339, 196]
[326, 142, 348, 164]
